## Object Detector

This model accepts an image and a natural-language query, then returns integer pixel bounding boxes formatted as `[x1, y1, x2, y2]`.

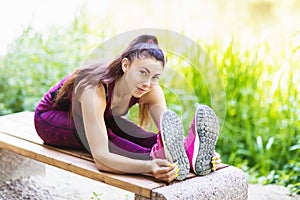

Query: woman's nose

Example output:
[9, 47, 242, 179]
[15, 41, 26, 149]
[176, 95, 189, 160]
[143, 81, 151, 87]
[142, 78, 152, 87]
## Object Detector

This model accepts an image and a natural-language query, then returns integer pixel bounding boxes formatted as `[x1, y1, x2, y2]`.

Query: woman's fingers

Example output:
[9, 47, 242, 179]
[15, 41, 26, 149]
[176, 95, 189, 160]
[213, 152, 221, 159]
[158, 165, 178, 183]
[154, 159, 169, 166]
[211, 152, 222, 171]
[212, 157, 222, 164]
[152, 159, 178, 182]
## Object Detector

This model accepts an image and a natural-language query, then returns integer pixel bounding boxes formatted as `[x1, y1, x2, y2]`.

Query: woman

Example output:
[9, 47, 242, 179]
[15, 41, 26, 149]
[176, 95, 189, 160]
[34, 34, 222, 183]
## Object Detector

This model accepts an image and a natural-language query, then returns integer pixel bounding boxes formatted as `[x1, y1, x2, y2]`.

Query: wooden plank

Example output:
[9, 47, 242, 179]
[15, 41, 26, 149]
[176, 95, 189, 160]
[0, 133, 166, 198]
[0, 112, 196, 179]
[0, 112, 42, 143]
[0, 112, 93, 161]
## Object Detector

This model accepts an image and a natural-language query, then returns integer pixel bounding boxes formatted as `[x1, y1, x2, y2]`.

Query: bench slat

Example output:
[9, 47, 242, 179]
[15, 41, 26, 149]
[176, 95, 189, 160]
[0, 112, 196, 180]
[0, 132, 165, 198]
[0, 112, 93, 161]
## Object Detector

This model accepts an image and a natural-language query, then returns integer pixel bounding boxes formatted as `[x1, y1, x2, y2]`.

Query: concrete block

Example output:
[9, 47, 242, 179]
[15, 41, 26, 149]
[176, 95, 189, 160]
[0, 149, 45, 183]
[135, 166, 248, 200]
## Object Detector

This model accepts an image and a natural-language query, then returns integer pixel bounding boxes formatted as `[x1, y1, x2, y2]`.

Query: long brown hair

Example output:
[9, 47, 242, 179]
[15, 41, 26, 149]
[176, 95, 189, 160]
[54, 34, 166, 126]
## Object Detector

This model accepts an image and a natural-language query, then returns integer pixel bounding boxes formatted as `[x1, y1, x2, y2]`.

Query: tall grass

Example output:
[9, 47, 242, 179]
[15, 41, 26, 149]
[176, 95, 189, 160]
[204, 36, 300, 175]
[0, 10, 299, 193]
[200, 37, 300, 195]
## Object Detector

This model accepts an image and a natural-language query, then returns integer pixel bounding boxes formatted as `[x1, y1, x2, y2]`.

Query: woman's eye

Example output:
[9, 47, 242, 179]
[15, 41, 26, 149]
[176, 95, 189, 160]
[152, 76, 160, 81]
[140, 71, 147, 75]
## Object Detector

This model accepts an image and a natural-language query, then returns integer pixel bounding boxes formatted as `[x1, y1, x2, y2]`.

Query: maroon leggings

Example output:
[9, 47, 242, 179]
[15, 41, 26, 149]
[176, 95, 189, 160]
[34, 110, 157, 160]
[34, 110, 157, 159]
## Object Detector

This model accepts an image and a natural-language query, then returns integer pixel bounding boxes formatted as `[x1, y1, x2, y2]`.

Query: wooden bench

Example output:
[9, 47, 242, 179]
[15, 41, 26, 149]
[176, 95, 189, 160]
[0, 112, 248, 199]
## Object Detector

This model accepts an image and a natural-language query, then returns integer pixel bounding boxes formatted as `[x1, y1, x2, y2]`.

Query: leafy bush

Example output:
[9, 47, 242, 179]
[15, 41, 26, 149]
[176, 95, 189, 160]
[0, 10, 108, 115]
[261, 160, 300, 195]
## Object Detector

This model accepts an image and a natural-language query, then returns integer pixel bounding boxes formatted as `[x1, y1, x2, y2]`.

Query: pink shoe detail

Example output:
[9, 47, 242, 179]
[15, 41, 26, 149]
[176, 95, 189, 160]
[150, 132, 166, 159]
[184, 116, 197, 172]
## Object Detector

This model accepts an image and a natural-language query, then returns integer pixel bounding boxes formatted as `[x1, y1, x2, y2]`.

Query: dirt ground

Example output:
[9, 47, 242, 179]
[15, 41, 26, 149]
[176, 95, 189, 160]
[0, 164, 299, 200]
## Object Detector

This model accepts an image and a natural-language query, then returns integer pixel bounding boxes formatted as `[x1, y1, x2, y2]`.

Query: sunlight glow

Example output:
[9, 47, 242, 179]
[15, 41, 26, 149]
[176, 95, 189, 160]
[0, 0, 79, 54]
[1, 0, 300, 55]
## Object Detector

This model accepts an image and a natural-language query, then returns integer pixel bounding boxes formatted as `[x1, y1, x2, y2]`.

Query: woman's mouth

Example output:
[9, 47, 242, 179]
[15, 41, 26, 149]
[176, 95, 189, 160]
[137, 87, 146, 94]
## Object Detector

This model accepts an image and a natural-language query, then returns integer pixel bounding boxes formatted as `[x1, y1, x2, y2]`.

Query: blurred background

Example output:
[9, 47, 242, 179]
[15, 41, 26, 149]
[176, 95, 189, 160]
[0, 0, 299, 195]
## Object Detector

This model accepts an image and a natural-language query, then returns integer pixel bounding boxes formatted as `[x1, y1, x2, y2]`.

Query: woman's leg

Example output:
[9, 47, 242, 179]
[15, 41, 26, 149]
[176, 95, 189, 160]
[106, 116, 157, 148]
[107, 129, 152, 160]
[34, 109, 83, 149]
[108, 111, 190, 180]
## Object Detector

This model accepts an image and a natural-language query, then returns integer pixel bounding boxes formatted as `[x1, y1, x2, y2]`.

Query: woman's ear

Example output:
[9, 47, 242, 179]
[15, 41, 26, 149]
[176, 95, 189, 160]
[121, 58, 129, 73]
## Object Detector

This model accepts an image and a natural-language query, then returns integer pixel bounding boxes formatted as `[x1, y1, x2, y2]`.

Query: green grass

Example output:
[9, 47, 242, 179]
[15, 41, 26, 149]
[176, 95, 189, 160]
[210, 37, 299, 168]
[0, 9, 299, 194]
[203, 36, 300, 194]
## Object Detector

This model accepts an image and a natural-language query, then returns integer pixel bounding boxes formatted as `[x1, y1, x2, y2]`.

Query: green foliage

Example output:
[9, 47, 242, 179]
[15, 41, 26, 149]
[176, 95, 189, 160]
[90, 192, 102, 200]
[203, 36, 300, 193]
[261, 160, 300, 195]
[0, 10, 108, 115]
[0, 8, 299, 194]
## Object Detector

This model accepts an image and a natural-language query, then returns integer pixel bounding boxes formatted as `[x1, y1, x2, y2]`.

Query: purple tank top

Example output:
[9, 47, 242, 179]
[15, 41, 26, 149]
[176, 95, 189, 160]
[104, 81, 140, 120]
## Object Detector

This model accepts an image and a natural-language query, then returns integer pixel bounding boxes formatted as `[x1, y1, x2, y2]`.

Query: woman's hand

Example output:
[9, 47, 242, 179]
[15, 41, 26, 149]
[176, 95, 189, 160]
[211, 152, 222, 171]
[150, 159, 178, 183]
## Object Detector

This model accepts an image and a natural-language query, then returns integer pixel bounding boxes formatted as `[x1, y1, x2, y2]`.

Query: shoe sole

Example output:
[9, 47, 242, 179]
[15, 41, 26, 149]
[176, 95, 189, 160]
[160, 110, 190, 180]
[193, 105, 220, 175]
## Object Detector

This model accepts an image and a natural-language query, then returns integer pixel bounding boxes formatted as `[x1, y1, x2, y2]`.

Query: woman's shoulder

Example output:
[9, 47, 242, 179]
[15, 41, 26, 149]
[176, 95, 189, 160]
[80, 84, 107, 103]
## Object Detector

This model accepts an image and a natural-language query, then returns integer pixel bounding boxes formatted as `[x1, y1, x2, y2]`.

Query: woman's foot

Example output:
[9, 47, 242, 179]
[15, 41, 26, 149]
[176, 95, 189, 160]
[184, 105, 220, 175]
[160, 110, 190, 180]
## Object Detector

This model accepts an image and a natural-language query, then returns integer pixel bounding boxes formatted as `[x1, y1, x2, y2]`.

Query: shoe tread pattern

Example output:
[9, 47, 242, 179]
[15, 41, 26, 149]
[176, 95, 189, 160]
[161, 110, 190, 180]
[195, 105, 220, 176]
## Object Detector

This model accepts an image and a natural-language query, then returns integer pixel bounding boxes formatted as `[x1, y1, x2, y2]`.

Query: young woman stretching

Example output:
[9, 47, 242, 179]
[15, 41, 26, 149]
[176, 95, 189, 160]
[34, 34, 222, 183]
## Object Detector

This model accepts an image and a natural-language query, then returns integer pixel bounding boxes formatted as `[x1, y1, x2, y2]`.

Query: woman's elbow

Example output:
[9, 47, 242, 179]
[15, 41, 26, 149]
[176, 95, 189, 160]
[95, 159, 123, 173]
[95, 160, 107, 171]
[91, 148, 112, 171]
[93, 154, 109, 171]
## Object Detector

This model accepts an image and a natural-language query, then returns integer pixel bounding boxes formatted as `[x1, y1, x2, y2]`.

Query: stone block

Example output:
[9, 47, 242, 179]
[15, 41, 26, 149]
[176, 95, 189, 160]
[135, 166, 248, 200]
[0, 149, 45, 182]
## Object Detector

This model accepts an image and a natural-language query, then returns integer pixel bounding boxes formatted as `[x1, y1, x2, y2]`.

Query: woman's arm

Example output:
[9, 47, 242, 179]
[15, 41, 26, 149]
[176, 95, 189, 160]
[80, 85, 150, 173]
[79, 85, 177, 181]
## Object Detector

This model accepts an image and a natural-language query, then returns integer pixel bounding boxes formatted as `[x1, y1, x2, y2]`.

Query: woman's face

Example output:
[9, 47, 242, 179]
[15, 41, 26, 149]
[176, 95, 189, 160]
[122, 57, 164, 98]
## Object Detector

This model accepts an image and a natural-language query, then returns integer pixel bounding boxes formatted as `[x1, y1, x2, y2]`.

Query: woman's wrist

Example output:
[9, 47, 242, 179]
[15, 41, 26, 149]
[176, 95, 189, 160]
[145, 160, 154, 173]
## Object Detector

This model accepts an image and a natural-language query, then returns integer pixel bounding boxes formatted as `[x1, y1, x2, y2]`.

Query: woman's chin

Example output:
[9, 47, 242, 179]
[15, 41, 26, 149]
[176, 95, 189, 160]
[132, 92, 143, 98]
[133, 89, 147, 98]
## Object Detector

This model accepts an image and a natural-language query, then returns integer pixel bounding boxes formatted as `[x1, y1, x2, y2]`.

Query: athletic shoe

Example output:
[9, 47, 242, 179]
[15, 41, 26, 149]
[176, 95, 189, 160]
[184, 105, 220, 175]
[160, 110, 190, 180]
